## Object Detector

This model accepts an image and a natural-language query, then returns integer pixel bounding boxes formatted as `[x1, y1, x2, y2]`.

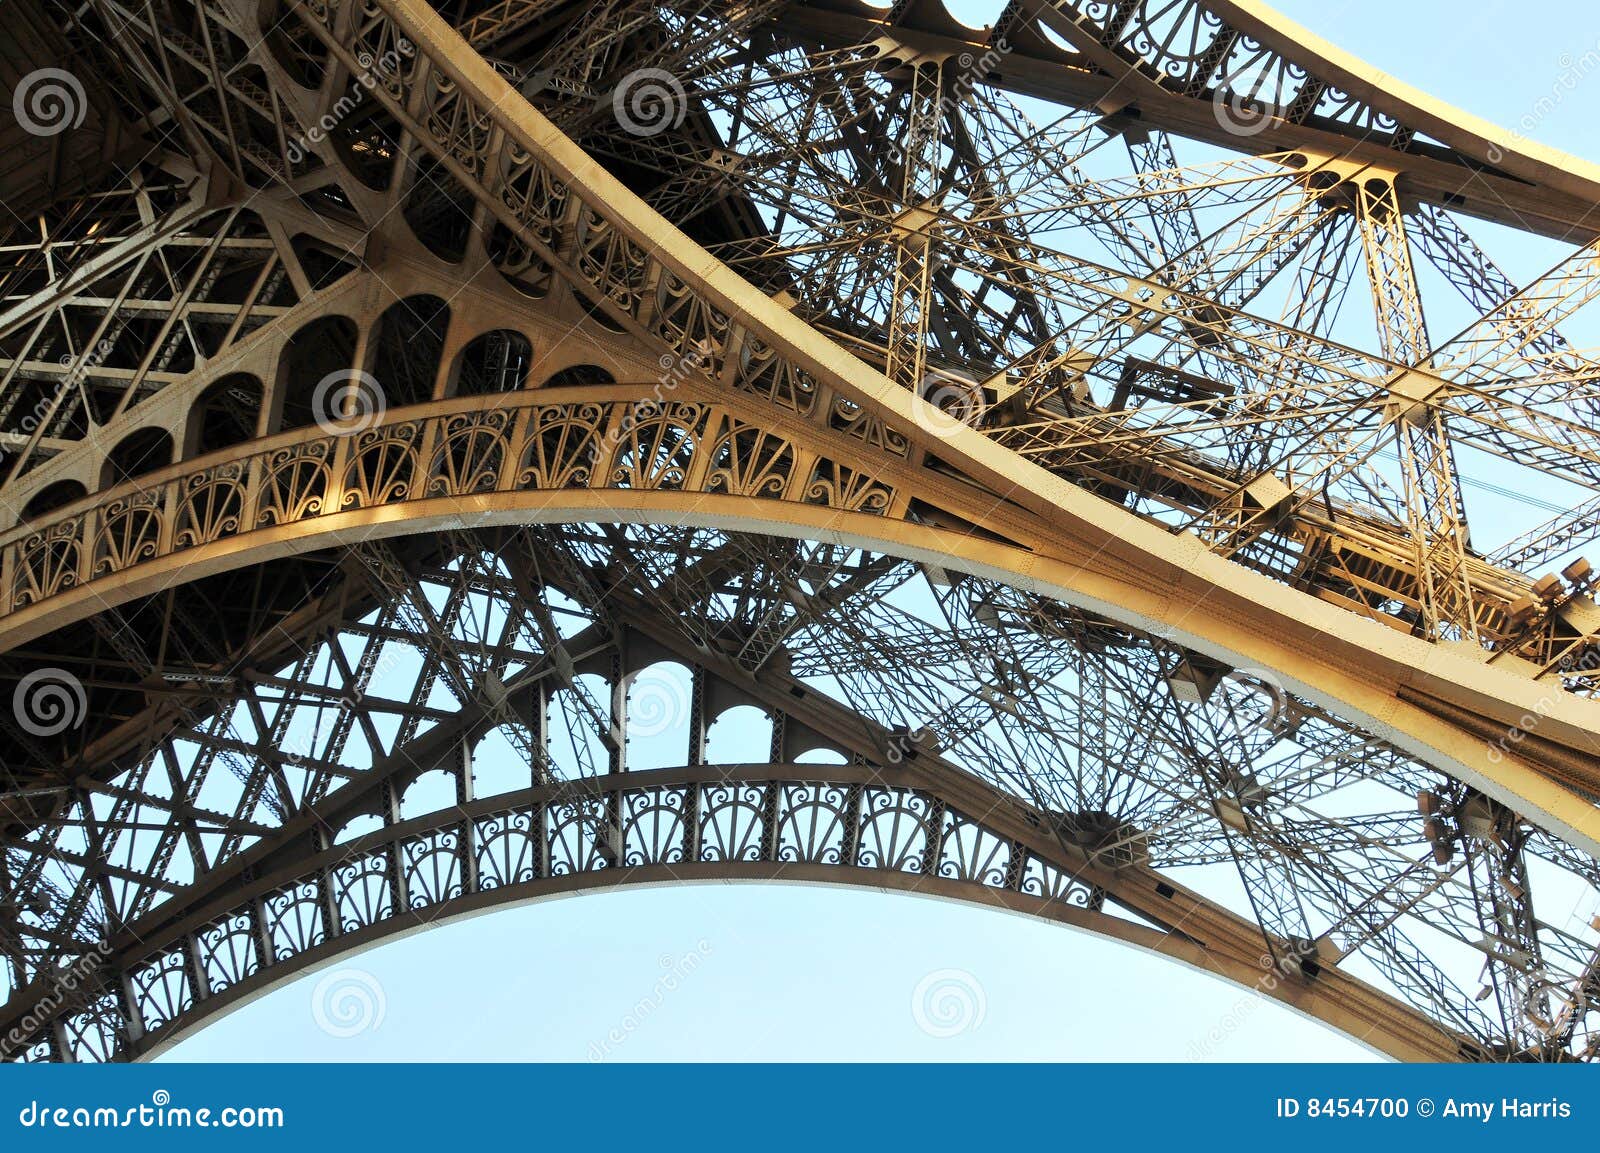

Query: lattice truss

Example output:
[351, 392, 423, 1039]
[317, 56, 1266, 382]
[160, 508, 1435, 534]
[2, 0, 1600, 1062]
[2, 525, 1599, 1061]
[574, 34, 1600, 650]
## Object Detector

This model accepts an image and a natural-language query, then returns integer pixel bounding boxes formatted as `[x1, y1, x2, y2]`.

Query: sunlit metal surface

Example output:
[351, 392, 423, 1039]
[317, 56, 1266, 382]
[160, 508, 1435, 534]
[3, 0, 1600, 1062]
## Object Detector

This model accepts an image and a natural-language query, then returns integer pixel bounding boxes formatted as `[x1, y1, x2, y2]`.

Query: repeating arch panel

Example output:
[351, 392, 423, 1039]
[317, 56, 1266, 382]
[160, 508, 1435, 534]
[0, 763, 1352, 1063]
[8, 0, 1600, 1074]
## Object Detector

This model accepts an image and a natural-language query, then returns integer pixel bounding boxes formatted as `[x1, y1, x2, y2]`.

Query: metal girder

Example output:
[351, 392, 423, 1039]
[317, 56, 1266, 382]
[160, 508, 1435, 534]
[0, 520, 1477, 1062]
[5, 0, 1600, 1065]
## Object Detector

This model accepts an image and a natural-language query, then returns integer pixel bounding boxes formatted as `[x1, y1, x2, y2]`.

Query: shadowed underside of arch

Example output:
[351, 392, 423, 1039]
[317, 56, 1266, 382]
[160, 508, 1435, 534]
[2, 519, 1596, 1064]
[0, 517, 1479, 1063]
[6, 0, 1600, 1063]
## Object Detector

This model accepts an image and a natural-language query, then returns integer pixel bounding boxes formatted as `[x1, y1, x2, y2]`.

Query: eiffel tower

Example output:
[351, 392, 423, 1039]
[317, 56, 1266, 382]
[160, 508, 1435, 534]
[2, 0, 1599, 1063]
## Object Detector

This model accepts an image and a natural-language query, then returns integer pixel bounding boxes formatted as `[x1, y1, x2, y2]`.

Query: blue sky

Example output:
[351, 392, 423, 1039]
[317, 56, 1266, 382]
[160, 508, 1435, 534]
[162, 0, 1600, 1062]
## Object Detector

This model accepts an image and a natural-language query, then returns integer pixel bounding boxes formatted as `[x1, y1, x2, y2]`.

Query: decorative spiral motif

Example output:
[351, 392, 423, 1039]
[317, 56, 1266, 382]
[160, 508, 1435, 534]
[910, 968, 987, 1038]
[310, 968, 387, 1038]
[911, 370, 987, 439]
[12, 668, 87, 737]
[1211, 86, 1280, 137]
[611, 68, 686, 138]
[311, 370, 387, 436]
[12, 69, 87, 137]
[625, 665, 691, 739]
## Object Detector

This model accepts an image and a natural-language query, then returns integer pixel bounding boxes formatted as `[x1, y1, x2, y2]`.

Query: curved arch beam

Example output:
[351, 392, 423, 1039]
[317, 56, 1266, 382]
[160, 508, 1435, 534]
[11, 0, 1592, 810]
[277, 0, 1600, 786]
[778, 0, 1600, 239]
[2, 384, 1598, 857]
[0, 762, 1463, 1063]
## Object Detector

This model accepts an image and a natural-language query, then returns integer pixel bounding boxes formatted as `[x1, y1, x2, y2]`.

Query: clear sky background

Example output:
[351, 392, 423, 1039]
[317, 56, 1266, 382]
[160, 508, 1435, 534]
[161, 0, 1600, 1062]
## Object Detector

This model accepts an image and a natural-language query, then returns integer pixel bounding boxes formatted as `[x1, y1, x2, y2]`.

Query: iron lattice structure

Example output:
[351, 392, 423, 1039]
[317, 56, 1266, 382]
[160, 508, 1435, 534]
[2, 0, 1600, 1062]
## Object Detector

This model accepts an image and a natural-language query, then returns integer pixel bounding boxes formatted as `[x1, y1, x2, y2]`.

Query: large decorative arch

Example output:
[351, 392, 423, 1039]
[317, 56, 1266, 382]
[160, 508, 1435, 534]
[5, 0, 1600, 1068]
[1, 382, 1596, 859]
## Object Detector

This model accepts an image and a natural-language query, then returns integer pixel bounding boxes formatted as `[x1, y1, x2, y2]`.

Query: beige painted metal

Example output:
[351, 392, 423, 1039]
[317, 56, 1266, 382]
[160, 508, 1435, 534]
[4, 404, 1597, 862]
[6, 0, 1600, 1064]
[7, 0, 1589, 846]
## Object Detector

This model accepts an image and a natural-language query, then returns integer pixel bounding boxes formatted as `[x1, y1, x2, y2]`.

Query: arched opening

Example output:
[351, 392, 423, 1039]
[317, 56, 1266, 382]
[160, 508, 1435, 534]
[453, 330, 533, 396]
[548, 674, 612, 781]
[186, 374, 263, 458]
[334, 812, 384, 845]
[540, 364, 615, 388]
[400, 769, 460, 820]
[100, 427, 175, 489]
[402, 157, 478, 262]
[20, 479, 88, 522]
[705, 705, 774, 764]
[277, 315, 358, 431]
[472, 724, 538, 797]
[795, 745, 849, 766]
[328, 104, 403, 193]
[485, 225, 553, 298]
[371, 296, 450, 408]
[622, 661, 692, 771]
